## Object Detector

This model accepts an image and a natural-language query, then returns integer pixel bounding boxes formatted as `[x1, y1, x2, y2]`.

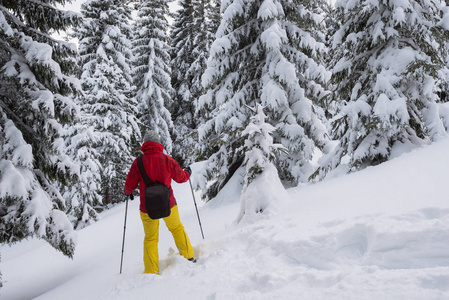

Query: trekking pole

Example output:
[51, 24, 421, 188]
[120, 195, 130, 274]
[189, 178, 205, 239]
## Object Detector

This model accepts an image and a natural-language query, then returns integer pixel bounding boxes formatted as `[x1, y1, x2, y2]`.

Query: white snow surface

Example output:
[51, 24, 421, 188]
[2, 138, 449, 300]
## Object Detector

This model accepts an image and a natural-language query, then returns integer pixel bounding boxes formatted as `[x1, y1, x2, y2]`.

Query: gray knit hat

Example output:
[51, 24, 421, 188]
[143, 130, 161, 144]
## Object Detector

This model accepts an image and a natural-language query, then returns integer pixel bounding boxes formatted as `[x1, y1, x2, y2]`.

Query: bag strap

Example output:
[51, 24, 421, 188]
[137, 155, 154, 187]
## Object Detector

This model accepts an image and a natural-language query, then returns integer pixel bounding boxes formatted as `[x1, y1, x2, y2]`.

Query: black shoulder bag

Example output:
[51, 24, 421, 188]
[137, 155, 171, 219]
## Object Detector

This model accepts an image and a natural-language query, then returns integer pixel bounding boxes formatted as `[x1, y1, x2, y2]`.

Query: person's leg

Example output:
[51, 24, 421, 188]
[163, 205, 195, 260]
[140, 211, 160, 274]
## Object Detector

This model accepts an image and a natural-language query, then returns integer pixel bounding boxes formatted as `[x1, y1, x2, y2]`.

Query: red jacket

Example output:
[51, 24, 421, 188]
[124, 141, 190, 213]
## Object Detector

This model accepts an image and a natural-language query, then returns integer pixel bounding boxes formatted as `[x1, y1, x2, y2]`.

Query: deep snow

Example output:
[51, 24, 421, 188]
[1, 138, 449, 300]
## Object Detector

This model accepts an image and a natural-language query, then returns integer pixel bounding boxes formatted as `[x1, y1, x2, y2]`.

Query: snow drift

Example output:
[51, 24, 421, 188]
[1, 138, 449, 300]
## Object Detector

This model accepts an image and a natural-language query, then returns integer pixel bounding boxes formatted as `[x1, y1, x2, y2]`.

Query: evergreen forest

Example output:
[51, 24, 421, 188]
[1, 0, 448, 275]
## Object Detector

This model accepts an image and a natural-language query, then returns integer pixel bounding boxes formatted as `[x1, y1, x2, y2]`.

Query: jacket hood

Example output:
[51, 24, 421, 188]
[140, 141, 164, 153]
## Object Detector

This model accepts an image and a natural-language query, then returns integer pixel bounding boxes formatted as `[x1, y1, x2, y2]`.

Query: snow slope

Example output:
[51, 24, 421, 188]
[1, 138, 449, 300]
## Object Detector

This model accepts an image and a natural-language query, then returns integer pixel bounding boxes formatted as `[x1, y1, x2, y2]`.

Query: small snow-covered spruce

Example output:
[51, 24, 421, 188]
[242, 105, 282, 185]
[132, 0, 174, 153]
[73, 0, 140, 206]
[236, 104, 288, 223]
[196, 0, 331, 200]
[0, 0, 81, 258]
[316, 0, 449, 179]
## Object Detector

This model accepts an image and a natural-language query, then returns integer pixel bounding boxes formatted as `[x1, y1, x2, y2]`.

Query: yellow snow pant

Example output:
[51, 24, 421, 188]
[140, 205, 195, 274]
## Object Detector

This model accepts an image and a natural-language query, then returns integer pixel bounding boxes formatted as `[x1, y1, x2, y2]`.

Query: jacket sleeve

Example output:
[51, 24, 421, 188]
[168, 156, 190, 183]
[124, 159, 140, 194]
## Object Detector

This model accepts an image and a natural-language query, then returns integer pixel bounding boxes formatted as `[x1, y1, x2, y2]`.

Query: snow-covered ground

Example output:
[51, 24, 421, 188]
[1, 138, 449, 300]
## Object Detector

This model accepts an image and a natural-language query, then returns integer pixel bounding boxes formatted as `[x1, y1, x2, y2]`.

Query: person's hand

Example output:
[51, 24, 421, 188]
[125, 191, 134, 200]
[184, 166, 192, 176]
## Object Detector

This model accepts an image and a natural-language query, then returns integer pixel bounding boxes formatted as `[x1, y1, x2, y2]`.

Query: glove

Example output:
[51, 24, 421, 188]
[125, 191, 134, 200]
[184, 166, 192, 176]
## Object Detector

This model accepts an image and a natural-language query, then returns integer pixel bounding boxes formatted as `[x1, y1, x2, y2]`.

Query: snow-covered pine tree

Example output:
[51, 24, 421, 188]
[62, 123, 102, 229]
[318, 0, 449, 177]
[242, 105, 279, 186]
[190, 0, 222, 153]
[132, 0, 174, 153]
[236, 104, 285, 222]
[170, 0, 196, 165]
[0, 0, 81, 257]
[196, 0, 331, 201]
[170, 0, 222, 165]
[74, 0, 140, 206]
